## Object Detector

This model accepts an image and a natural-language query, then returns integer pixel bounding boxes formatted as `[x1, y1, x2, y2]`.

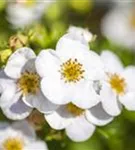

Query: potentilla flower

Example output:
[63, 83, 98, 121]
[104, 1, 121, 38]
[6, 0, 54, 28]
[67, 26, 93, 46]
[0, 47, 57, 120]
[45, 103, 113, 142]
[36, 35, 105, 109]
[0, 120, 48, 150]
[101, 6, 135, 50]
[95, 50, 135, 116]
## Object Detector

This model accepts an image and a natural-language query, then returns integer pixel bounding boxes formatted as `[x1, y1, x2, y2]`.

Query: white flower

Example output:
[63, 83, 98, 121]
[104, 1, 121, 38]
[101, 6, 135, 50]
[0, 47, 58, 120]
[96, 50, 135, 116]
[0, 120, 48, 150]
[36, 35, 105, 109]
[6, 0, 54, 28]
[67, 26, 93, 46]
[45, 103, 113, 142]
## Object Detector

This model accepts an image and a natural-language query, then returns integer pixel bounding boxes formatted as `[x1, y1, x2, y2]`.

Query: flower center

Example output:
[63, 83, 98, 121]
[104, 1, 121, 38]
[2, 137, 23, 150]
[60, 59, 85, 83]
[108, 73, 126, 95]
[66, 103, 85, 116]
[18, 72, 40, 95]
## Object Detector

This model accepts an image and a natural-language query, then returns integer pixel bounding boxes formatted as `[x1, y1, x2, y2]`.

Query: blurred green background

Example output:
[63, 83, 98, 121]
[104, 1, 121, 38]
[0, 0, 135, 150]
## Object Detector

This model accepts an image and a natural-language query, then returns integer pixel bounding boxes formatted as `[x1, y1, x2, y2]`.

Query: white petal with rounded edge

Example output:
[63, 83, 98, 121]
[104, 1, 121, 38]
[41, 76, 71, 105]
[101, 50, 124, 73]
[36, 49, 61, 78]
[100, 83, 122, 116]
[23, 90, 58, 113]
[2, 99, 32, 120]
[119, 92, 135, 111]
[122, 66, 135, 91]
[66, 115, 95, 142]
[86, 103, 114, 126]
[25, 141, 48, 150]
[63, 33, 88, 46]
[0, 80, 18, 108]
[68, 26, 93, 43]
[56, 34, 89, 58]
[72, 80, 100, 109]
[5, 47, 36, 79]
[45, 106, 73, 130]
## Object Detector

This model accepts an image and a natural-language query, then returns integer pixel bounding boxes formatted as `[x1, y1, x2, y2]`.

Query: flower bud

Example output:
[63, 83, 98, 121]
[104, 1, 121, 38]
[9, 34, 28, 51]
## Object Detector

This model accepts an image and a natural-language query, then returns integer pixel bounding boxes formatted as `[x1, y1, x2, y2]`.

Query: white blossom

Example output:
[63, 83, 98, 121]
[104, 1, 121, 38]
[36, 34, 105, 109]
[0, 47, 58, 120]
[0, 120, 48, 150]
[95, 50, 135, 116]
[101, 6, 135, 50]
[45, 103, 113, 142]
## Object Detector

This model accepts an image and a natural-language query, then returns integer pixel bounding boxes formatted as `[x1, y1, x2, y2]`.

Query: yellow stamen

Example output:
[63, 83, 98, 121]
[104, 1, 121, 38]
[3, 137, 23, 150]
[66, 103, 85, 116]
[60, 58, 85, 83]
[18, 72, 40, 95]
[108, 73, 126, 95]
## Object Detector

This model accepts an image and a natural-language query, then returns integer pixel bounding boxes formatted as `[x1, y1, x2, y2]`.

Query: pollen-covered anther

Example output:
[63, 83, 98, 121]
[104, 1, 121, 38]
[66, 103, 85, 116]
[60, 58, 85, 83]
[18, 72, 40, 95]
[108, 73, 126, 95]
[3, 137, 24, 150]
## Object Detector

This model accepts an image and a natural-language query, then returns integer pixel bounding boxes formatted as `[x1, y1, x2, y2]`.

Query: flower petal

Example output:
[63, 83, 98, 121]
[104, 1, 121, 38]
[56, 34, 89, 58]
[65, 115, 95, 142]
[68, 26, 93, 44]
[100, 83, 122, 116]
[45, 106, 73, 130]
[12, 120, 36, 139]
[63, 33, 88, 47]
[23, 90, 58, 113]
[119, 92, 135, 111]
[72, 81, 100, 109]
[21, 58, 36, 73]
[2, 99, 32, 120]
[41, 76, 71, 105]
[0, 69, 9, 79]
[101, 50, 124, 73]
[25, 141, 48, 150]
[35, 49, 61, 78]
[0, 80, 18, 108]
[122, 66, 135, 91]
[86, 103, 114, 126]
[5, 47, 36, 79]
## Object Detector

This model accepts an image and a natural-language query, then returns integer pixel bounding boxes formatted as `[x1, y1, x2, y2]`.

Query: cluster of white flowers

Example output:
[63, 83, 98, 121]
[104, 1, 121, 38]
[0, 26, 135, 142]
[0, 120, 48, 150]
